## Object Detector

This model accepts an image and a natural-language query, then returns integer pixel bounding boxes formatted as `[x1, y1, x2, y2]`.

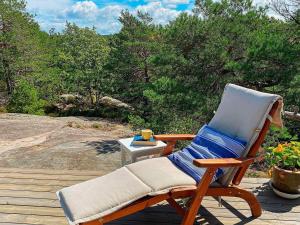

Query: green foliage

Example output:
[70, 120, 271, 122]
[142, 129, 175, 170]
[0, 106, 7, 113]
[0, 0, 47, 94]
[265, 142, 300, 171]
[7, 79, 45, 115]
[56, 23, 110, 105]
[0, 0, 299, 150]
[264, 125, 299, 148]
[128, 114, 149, 130]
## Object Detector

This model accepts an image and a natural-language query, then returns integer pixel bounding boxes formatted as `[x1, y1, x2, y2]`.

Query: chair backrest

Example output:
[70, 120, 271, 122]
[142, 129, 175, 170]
[232, 101, 279, 185]
[208, 84, 281, 186]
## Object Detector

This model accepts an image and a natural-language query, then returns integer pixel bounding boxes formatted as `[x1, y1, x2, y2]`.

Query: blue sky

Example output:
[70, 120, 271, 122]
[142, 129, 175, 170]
[26, 0, 270, 35]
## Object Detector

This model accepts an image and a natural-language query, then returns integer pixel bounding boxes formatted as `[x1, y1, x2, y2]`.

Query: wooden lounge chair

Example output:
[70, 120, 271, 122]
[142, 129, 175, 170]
[57, 84, 282, 225]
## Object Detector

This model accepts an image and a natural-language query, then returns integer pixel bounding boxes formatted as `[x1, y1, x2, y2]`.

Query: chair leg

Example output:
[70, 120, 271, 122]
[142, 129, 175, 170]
[233, 187, 262, 217]
[167, 198, 186, 216]
[181, 167, 217, 225]
[206, 186, 262, 217]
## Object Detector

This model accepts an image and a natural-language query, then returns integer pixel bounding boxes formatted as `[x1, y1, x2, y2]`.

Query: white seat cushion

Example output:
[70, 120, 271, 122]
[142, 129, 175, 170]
[57, 167, 151, 225]
[209, 83, 280, 143]
[57, 157, 196, 225]
[126, 157, 196, 195]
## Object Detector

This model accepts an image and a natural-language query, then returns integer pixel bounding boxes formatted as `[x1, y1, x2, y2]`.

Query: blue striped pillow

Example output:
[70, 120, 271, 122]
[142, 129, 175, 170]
[168, 125, 247, 183]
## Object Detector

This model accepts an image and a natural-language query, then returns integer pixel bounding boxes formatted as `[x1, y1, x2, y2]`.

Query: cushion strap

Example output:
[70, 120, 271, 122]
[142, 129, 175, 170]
[267, 115, 273, 122]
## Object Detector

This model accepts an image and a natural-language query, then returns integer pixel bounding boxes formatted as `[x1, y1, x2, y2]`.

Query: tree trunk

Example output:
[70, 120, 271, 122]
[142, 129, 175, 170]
[144, 61, 149, 83]
[2, 59, 13, 95]
[5, 76, 13, 94]
[88, 83, 94, 106]
[142, 60, 150, 118]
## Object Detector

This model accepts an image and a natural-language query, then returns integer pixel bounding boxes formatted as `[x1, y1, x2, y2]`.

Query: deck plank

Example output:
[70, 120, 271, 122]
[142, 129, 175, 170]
[0, 205, 64, 217]
[0, 168, 299, 225]
[0, 177, 80, 186]
[0, 184, 63, 192]
[0, 172, 98, 181]
[0, 167, 105, 176]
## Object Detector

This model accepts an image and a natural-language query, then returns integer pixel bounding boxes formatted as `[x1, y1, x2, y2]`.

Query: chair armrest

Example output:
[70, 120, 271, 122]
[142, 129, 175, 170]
[154, 134, 196, 141]
[193, 157, 255, 168]
[154, 134, 195, 156]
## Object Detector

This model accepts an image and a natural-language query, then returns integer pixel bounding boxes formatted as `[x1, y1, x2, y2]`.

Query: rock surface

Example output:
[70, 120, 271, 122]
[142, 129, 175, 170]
[0, 113, 133, 172]
[99, 96, 134, 110]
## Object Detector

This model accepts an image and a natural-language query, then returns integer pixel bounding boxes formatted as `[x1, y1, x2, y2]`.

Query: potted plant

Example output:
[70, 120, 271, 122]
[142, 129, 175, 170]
[266, 141, 300, 198]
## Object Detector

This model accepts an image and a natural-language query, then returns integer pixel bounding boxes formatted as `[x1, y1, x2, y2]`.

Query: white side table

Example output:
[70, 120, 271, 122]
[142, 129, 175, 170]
[118, 137, 167, 166]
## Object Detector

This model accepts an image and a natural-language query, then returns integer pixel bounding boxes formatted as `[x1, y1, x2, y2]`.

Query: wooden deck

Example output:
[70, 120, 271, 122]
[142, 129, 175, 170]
[0, 167, 299, 225]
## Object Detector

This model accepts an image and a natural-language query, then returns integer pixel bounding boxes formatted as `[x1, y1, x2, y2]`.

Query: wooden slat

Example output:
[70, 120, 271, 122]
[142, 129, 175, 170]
[149, 201, 300, 221]
[0, 205, 64, 217]
[0, 172, 97, 181]
[0, 223, 45, 225]
[212, 195, 300, 205]
[0, 167, 104, 176]
[0, 212, 67, 225]
[123, 206, 300, 223]
[0, 184, 63, 192]
[0, 168, 298, 225]
[0, 197, 60, 208]
[202, 197, 300, 212]
[9, 182, 238, 194]
[199, 208, 300, 221]
[0, 178, 79, 186]
[111, 218, 296, 225]
[108, 208, 298, 224]
[240, 178, 270, 184]
[0, 190, 56, 200]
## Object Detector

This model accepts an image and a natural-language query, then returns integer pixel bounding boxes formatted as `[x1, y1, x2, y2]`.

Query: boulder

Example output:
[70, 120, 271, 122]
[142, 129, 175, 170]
[51, 103, 76, 113]
[99, 96, 133, 111]
[60, 94, 83, 104]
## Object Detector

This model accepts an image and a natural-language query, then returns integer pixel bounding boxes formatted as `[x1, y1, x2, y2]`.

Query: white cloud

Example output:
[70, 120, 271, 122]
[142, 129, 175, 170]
[64, 2, 124, 33]
[92, 5, 125, 33]
[26, 0, 277, 35]
[26, 0, 192, 34]
[146, 0, 190, 8]
[26, 0, 73, 13]
[146, 0, 190, 3]
[26, 0, 73, 32]
[163, 0, 190, 4]
[64, 1, 99, 21]
[136, 2, 181, 24]
[98, 5, 124, 19]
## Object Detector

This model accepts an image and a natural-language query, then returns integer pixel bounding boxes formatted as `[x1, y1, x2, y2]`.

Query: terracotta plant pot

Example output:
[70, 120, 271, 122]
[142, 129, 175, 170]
[272, 166, 300, 194]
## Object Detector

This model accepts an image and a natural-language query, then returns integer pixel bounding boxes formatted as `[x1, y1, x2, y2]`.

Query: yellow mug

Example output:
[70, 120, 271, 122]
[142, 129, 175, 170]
[141, 129, 153, 140]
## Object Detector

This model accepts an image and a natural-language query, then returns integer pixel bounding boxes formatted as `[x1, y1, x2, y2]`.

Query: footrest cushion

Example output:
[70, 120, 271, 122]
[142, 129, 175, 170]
[57, 167, 151, 224]
[57, 158, 196, 225]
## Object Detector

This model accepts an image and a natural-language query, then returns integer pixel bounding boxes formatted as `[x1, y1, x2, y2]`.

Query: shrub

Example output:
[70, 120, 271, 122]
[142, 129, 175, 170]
[128, 114, 149, 131]
[7, 80, 46, 115]
[263, 125, 298, 148]
[265, 142, 300, 171]
[91, 123, 102, 129]
[0, 106, 7, 113]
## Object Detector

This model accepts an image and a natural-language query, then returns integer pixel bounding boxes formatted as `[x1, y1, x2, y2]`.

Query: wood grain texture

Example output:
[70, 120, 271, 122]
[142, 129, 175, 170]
[154, 134, 196, 141]
[193, 158, 255, 168]
[0, 167, 298, 225]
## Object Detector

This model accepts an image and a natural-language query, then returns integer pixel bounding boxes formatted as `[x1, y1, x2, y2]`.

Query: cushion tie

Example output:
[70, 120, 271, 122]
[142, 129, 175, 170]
[267, 114, 273, 122]
[255, 128, 261, 133]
